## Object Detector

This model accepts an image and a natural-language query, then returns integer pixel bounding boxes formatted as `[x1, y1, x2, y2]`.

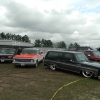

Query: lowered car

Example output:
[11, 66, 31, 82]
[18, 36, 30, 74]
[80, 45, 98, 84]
[13, 48, 45, 67]
[44, 50, 100, 79]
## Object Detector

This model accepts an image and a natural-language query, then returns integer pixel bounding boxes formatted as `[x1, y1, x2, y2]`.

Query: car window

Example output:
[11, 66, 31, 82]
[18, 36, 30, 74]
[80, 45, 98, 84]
[62, 53, 76, 62]
[84, 51, 92, 56]
[93, 51, 100, 56]
[46, 51, 62, 60]
[0, 49, 15, 54]
[75, 53, 89, 62]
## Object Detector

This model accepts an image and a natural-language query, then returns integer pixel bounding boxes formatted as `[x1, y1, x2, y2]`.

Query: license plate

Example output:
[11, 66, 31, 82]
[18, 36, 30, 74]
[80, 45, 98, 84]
[21, 63, 25, 66]
[1, 60, 4, 62]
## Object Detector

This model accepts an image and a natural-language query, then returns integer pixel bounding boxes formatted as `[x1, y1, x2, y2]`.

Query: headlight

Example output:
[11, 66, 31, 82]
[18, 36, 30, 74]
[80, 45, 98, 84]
[31, 59, 34, 62]
[13, 59, 15, 62]
[8, 56, 12, 58]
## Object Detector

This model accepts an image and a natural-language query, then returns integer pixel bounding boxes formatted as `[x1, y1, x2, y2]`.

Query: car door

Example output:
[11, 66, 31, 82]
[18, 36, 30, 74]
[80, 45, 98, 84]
[60, 53, 81, 72]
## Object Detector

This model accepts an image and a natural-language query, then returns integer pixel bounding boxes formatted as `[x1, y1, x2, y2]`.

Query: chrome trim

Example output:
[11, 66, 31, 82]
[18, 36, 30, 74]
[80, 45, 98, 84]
[13, 61, 36, 64]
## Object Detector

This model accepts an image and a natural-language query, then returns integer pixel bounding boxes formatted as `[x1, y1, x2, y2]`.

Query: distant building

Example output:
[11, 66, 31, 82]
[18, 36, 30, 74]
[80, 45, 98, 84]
[0, 40, 34, 49]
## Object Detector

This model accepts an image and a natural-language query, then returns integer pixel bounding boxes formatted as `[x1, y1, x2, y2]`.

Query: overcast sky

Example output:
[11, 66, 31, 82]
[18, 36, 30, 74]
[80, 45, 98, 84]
[0, 0, 100, 48]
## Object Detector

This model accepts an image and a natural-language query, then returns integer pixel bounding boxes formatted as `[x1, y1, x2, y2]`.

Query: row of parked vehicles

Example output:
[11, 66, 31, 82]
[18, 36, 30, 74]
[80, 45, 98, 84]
[1, 46, 100, 79]
[0, 48, 45, 67]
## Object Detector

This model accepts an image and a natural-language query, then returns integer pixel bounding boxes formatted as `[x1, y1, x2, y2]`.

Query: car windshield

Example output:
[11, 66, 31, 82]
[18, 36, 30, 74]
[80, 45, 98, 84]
[0, 48, 15, 54]
[75, 53, 89, 62]
[93, 51, 100, 56]
[22, 49, 37, 54]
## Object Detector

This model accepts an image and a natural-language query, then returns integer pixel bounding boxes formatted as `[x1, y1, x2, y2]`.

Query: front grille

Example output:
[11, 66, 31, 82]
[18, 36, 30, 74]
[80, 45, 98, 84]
[15, 59, 31, 62]
[0, 56, 9, 59]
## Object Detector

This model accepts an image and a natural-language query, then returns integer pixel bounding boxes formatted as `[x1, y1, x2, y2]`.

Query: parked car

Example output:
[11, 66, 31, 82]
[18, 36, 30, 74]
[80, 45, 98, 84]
[75, 46, 96, 52]
[69, 46, 95, 52]
[83, 50, 100, 62]
[0, 48, 16, 62]
[12, 48, 45, 67]
[44, 50, 100, 79]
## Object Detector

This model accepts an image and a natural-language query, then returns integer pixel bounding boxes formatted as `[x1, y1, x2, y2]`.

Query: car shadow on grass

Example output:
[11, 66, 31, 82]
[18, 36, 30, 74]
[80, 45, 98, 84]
[44, 67, 98, 80]
[14, 65, 37, 69]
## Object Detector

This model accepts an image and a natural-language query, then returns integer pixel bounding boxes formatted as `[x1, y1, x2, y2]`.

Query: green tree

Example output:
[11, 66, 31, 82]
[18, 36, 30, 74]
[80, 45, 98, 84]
[68, 42, 80, 50]
[68, 43, 74, 50]
[6, 33, 11, 40]
[56, 41, 66, 48]
[41, 39, 45, 47]
[74, 42, 80, 47]
[1, 32, 5, 39]
[15, 34, 22, 41]
[34, 39, 41, 47]
[22, 35, 29, 42]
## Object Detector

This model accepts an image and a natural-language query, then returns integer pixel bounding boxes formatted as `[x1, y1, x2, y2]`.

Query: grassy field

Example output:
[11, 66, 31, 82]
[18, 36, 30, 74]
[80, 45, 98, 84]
[0, 62, 100, 100]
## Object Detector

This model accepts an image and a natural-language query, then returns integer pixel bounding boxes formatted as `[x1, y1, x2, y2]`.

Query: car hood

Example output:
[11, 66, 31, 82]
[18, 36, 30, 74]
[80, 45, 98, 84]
[80, 61, 100, 68]
[13, 54, 37, 59]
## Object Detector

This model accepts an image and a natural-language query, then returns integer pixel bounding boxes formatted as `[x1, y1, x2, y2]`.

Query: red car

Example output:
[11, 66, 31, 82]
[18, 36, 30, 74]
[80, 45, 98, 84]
[83, 50, 100, 62]
[13, 48, 45, 67]
[0, 48, 15, 62]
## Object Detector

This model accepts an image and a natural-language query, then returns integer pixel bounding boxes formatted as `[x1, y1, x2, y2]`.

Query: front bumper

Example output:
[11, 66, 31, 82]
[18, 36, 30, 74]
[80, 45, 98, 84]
[0, 59, 12, 62]
[12, 61, 36, 66]
[98, 76, 100, 79]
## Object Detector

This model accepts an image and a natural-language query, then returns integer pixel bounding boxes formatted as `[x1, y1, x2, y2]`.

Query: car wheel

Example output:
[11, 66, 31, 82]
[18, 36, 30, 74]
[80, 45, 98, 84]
[35, 61, 38, 67]
[82, 70, 93, 78]
[49, 64, 57, 71]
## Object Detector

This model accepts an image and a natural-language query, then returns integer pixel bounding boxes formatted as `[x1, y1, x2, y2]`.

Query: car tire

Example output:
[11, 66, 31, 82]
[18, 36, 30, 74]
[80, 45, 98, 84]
[49, 64, 57, 71]
[82, 70, 93, 78]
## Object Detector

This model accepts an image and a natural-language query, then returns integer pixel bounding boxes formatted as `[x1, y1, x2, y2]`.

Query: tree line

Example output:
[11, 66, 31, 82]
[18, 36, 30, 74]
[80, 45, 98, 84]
[0, 32, 80, 49]
[34, 39, 66, 48]
[68, 42, 80, 50]
[0, 32, 67, 48]
[0, 32, 30, 42]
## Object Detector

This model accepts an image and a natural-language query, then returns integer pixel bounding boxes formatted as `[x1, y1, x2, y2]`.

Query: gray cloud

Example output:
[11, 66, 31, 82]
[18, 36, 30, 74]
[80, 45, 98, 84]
[1, 0, 100, 48]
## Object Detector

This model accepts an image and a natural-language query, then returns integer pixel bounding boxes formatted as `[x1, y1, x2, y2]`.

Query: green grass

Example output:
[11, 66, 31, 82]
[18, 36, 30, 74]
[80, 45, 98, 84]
[0, 63, 100, 100]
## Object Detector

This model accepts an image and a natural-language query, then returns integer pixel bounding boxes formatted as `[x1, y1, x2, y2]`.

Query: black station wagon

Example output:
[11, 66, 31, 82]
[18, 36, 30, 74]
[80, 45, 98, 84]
[44, 50, 100, 79]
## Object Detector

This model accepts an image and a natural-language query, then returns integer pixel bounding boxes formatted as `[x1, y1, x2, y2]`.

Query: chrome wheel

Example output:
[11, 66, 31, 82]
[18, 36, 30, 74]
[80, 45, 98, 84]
[49, 64, 56, 71]
[82, 70, 93, 78]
